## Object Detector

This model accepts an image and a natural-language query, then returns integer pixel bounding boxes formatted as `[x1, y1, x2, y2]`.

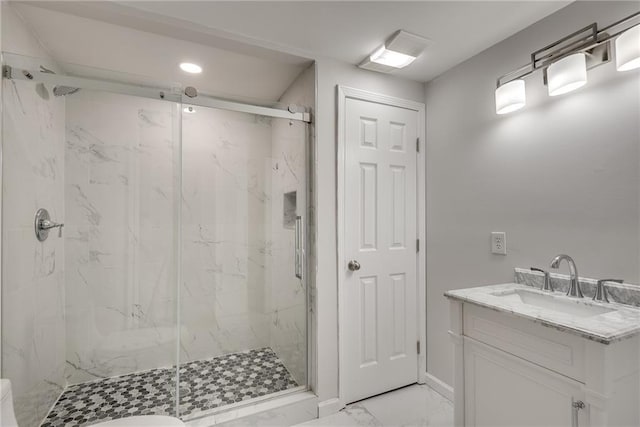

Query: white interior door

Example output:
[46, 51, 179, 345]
[342, 96, 419, 403]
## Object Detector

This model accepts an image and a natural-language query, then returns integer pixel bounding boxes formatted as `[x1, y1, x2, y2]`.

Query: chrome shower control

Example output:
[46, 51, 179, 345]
[35, 208, 64, 241]
[348, 260, 361, 271]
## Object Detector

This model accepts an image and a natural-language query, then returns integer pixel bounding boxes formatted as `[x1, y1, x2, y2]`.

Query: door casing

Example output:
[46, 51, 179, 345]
[336, 85, 426, 407]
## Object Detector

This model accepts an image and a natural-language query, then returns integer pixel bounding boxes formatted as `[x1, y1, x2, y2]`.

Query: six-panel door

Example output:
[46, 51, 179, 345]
[342, 97, 419, 403]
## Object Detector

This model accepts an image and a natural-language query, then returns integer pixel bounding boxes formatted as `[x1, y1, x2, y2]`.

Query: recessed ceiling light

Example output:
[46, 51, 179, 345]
[180, 62, 202, 74]
[183, 106, 196, 114]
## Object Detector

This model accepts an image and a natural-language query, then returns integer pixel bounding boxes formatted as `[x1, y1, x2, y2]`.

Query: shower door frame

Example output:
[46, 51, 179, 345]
[1, 57, 315, 423]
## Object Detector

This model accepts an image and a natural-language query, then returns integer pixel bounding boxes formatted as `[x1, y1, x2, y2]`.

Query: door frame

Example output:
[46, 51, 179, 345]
[336, 85, 426, 405]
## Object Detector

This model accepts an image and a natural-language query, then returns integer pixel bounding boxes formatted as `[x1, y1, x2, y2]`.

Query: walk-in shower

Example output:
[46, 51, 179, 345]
[1, 53, 312, 427]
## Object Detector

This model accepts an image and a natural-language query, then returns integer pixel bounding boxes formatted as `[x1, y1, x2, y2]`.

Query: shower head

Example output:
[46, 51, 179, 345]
[39, 66, 81, 97]
[53, 85, 80, 97]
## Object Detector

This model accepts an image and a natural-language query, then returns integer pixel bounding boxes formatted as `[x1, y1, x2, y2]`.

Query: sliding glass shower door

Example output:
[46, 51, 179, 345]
[178, 105, 308, 419]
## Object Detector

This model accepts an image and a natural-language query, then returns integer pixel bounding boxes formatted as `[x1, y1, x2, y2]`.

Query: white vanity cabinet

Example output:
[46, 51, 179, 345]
[449, 299, 640, 427]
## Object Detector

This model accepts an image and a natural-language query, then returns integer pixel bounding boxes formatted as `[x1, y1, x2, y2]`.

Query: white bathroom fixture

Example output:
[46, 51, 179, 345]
[495, 10, 640, 114]
[179, 62, 202, 74]
[446, 283, 640, 426]
[359, 30, 431, 73]
[494, 79, 526, 114]
[1, 380, 19, 427]
[616, 24, 640, 71]
[547, 53, 588, 96]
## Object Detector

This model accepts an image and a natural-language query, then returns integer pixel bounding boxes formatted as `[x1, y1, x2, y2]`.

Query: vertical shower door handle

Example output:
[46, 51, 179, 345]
[295, 216, 304, 280]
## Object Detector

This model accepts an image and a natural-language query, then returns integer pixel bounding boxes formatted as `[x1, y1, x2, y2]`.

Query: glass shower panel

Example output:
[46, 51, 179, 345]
[2, 59, 67, 427]
[62, 89, 179, 388]
[1, 56, 181, 426]
[179, 106, 307, 419]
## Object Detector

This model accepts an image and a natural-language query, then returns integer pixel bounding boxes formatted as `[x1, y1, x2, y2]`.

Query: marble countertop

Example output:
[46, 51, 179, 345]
[445, 283, 640, 344]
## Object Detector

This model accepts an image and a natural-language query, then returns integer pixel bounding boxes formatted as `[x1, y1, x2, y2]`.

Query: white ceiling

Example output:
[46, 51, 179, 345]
[119, 1, 571, 82]
[10, 2, 312, 105]
[11, 1, 571, 104]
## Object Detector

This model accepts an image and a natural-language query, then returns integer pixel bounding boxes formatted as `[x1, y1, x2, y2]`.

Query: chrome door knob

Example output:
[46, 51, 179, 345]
[348, 260, 361, 271]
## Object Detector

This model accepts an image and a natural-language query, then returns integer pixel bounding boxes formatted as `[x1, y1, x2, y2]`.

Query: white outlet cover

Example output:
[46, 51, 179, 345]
[491, 232, 507, 255]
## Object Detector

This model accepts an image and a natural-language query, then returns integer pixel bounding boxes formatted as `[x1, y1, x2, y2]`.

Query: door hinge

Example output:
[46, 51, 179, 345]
[416, 239, 420, 252]
[416, 137, 420, 153]
[417, 341, 421, 354]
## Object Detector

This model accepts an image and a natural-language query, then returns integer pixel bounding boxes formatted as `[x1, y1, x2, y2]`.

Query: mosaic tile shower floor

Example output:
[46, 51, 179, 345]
[42, 348, 299, 426]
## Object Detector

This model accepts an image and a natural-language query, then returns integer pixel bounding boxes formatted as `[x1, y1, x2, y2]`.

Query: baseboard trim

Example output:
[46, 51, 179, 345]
[424, 372, 453, 402]
[317, 397, 344, 417]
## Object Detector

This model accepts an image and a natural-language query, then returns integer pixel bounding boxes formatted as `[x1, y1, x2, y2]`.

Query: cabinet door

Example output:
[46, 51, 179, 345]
[464, 338, 588, 427]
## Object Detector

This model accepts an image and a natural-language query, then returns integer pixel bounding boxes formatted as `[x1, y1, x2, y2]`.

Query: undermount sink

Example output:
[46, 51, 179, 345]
[491, 289, 616, 317]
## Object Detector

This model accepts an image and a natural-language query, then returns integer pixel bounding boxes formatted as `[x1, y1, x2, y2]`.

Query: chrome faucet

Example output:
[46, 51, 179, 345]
[593, 279, 623, 303]
[530, 267, 553, 292]
[550, 254, 583, 298]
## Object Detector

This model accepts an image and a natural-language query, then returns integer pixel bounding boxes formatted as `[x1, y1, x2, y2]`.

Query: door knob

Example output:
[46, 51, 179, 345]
[348, 260, 361, 271]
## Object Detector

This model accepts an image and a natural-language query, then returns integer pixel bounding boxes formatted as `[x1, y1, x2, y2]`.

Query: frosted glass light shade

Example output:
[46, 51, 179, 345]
[370, 46, 416, 68]
[547, 53, 587, 96]
[495, 79, 526, 115]
[616, 25, 640, 72]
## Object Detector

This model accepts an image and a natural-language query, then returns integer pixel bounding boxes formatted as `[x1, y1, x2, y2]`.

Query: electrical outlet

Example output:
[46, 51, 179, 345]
[491, 232, 507, 255]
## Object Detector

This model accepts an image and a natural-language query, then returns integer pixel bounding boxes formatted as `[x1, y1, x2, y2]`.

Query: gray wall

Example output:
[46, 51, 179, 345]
[425, 1, 640, 386]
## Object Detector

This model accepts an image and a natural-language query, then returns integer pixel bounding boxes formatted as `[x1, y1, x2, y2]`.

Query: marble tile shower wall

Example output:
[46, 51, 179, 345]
[64, 91, 178, 384]
[1, 80, 66, 427]
[180, 108, 272, 363]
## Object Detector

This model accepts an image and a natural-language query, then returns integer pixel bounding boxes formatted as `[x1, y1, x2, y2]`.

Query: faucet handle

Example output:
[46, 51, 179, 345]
[530, 267, 553, 292]
[593, 279, 623, 303]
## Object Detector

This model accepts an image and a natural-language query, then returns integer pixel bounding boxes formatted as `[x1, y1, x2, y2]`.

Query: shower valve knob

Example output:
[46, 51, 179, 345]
[34, 208, 64, 241]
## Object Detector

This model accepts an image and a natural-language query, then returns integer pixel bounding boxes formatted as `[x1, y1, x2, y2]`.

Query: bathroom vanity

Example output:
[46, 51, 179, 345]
[446, 283, 640, 427]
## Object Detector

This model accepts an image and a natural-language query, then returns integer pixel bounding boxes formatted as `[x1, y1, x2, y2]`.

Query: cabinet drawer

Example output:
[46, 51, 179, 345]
[463, 303, 585, 382]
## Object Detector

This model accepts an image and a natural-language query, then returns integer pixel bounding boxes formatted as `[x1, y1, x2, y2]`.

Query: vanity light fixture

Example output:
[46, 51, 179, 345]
[616, 24, 640, 71]
[495, 79, 526, 114]
[359, 30, 431, 73]
[495, 10, 640, 114]
[179, 62, 202, 74]
[547, 53, 588, 96]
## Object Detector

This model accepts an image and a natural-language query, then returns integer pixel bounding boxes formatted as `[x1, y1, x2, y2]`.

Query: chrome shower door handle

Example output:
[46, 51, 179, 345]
[348, 260, 361, 271]
[295, 216, 304, 280]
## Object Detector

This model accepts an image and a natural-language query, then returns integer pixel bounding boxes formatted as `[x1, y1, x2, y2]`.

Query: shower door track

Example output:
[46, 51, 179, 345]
[3, 65, 311, 123]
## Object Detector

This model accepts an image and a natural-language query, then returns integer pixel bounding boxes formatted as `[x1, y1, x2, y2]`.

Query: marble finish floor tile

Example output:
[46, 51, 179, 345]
[42, 348, 298, 427]
[357, 385, 453, 427]
[296, 385, 453, 427]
